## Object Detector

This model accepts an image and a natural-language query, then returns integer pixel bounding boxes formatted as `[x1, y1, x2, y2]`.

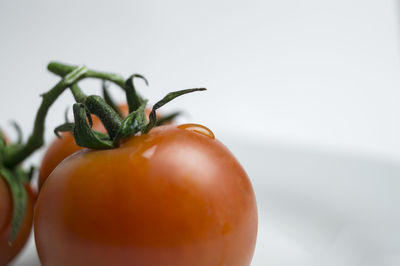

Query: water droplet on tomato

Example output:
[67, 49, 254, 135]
[178, 124, 215, 139]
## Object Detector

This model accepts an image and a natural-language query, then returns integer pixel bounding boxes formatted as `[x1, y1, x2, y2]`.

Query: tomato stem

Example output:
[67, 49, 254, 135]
[48, 62, 125, 89]
[70, 84, 88, 103]
[3, 66, 88, 168]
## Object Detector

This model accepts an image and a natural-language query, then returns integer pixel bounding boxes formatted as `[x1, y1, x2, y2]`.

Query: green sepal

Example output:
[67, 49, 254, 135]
[54, 122, 75, 138]
[64, 107, 70, 123]
[92, 130, 110, 141]
[156, 111, 182, 126]
[84, 95, 122, 140]
[72, 103, 114, 149]
[113, 101, 148, 145]
[143, 88, 206, 134]
[102, 81, 123, 118]
[10, 121, 23, 144]
[0, 167, 27, 244]
[125, 74, 148, 113]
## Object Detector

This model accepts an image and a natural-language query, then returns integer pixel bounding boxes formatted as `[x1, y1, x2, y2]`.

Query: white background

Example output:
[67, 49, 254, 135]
[3, 1, 400, 265]
[1, 0, 400, 162]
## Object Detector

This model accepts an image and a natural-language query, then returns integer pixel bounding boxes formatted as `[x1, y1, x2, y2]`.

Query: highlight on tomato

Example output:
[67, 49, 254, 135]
[32, 62, 258, 266]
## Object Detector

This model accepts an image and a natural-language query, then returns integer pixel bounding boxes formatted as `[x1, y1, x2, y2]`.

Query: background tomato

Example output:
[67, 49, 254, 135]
[0, 177, 34, 265]
[34, 124, 257, 266]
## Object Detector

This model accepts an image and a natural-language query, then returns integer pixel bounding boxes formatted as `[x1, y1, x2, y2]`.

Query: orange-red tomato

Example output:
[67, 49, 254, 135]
[0, 177, 34, 265]
[34, 124, 258, 266]
[38, 105, 131, 190]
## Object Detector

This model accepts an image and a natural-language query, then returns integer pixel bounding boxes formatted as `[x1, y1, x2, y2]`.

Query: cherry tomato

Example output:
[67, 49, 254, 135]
[34, 124, 258, 266]
[0, 177, 34, 265]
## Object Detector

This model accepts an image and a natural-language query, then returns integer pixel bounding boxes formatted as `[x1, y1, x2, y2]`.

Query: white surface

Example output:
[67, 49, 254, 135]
[10, 138, 400, 266]
[1, 0, 400, 160]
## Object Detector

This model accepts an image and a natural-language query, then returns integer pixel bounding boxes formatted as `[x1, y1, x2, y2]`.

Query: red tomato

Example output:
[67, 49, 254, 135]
[34, 124, 258, 266]
[0, 177, 34, 265]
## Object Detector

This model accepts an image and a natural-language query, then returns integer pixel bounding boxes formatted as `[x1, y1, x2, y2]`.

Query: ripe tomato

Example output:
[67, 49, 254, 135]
[38, 105, 130, 190]
[0, 177, 34, 265]
[34, 124, 257, 266]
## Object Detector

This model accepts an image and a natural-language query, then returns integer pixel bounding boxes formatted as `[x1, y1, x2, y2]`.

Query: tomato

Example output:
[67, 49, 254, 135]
[0, 177, 34, 265]
[34, 124, 258, 266]
[38, 105, 130, 190]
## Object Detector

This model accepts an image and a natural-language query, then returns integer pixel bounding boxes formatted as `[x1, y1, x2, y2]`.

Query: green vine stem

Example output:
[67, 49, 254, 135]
[3, 66, 88, 168]
[70, 83, 87, 103]
[48, 62, 125, 89]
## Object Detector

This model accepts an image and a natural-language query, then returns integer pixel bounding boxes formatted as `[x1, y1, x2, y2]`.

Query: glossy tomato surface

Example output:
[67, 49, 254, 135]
[0, 177, 34, 265]
[34, 124, 258, 266]
[38, 105, 130, 190]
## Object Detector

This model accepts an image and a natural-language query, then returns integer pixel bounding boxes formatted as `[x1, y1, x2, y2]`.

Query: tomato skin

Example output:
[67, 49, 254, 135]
[0, 177, 34, 265]
[38, 132, 82, 190]
[34, 124, 257, 266]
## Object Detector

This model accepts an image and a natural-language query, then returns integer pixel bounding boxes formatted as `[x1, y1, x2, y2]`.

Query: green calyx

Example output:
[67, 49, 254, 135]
[51, 62, 206, 150]
[56, 85, 205, 149]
